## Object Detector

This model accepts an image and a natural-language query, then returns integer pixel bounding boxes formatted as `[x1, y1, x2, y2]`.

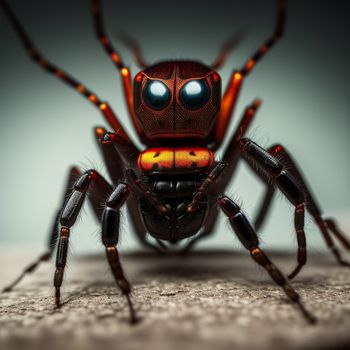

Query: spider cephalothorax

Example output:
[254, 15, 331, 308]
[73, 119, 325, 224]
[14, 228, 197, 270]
[133, 61, 221, 141]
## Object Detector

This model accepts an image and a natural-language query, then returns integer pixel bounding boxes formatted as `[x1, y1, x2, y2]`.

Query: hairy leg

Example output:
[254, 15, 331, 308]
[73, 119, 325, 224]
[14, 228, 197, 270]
[2, 166, 80, 292]
[218, 195, 315, 323]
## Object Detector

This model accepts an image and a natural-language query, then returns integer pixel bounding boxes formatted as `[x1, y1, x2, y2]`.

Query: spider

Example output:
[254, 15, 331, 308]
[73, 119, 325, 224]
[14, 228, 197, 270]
[2, 0, 350, 324]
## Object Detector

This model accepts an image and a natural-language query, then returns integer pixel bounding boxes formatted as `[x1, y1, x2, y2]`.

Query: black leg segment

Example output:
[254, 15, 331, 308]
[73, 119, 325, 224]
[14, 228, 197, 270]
[218, 195, 315, 324]
[54, 169, 111, 307]
[243, 142, 350, 271]
[238, 138, 308, 278]
[2, 166, 80, 293]
[102, 183, 137, 324]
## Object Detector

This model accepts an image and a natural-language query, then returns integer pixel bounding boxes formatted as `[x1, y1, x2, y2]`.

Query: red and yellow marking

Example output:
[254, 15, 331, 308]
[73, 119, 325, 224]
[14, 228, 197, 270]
[138, 147, 214, 173]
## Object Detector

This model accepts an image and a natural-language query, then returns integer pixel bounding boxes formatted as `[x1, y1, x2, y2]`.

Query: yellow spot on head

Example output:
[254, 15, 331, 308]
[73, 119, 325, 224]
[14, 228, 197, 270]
[100, 103, 107, 110]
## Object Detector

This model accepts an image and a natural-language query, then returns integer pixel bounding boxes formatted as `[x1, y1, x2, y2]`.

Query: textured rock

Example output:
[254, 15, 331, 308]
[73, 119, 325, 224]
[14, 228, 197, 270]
[1, 250, 350, 350]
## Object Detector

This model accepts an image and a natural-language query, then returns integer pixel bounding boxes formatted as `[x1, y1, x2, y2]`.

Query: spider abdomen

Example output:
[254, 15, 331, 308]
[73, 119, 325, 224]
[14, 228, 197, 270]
[139, 176, 208, 241]
[140, 195, 208, 241]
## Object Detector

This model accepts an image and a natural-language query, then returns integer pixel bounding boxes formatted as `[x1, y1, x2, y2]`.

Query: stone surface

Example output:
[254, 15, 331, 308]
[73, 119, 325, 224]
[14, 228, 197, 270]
[1, 250, 350, 350]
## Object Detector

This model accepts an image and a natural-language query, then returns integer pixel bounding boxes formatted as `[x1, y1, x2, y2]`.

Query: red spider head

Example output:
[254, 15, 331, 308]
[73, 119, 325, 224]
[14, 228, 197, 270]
[133, 61, 221, 141]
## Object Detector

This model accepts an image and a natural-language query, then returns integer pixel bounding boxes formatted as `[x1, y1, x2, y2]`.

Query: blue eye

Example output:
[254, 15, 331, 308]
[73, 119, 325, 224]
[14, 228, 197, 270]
[143, 80, 170, 110]
[180, 80, 210, 110]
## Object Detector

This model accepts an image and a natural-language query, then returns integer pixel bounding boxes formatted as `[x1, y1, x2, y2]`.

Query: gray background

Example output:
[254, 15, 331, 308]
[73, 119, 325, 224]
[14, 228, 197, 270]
[0, 0, 349, 254]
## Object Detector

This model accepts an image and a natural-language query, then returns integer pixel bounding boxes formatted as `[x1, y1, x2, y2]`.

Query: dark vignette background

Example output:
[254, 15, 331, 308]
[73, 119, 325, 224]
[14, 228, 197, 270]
[0, 0, 349, 253]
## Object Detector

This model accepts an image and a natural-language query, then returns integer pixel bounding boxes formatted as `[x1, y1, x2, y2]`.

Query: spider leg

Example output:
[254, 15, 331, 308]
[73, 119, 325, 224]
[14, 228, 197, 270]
[247, 144, 350, 270]
[210, 31, 245, 70]
[100, 131, 139, 166]
[126, 169, 170, 215]
[182, 100, 261, 252]
[239, 143, 280, 232]
[239, 0, 287, 77]
[215, 99, 261, 193]
[116, 32, 149, 69]
[91, 0, 143, 138]
[213, 0, 287, 146]
[238, 138, 309, 279]
[54, 169, 111, 305]
[101, 132, 168, 214]
[218, 195, 316, 324]
[2, 166, 80, 293]
[0, 0, 131, 140]
[186, 162, 226, 214]
[102, 184, 137, 324]
[54, 171, 136, 323]
[94, 127, 163, 253]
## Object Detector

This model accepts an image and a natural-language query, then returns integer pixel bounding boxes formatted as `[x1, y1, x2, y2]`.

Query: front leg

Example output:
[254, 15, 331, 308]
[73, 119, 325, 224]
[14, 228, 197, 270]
[101, 183, 137, 324]
[55, 169, 111, 306]
[186, 162, 226, 214]
[218, 195, 315, 324]
[55, 172, 136, 323]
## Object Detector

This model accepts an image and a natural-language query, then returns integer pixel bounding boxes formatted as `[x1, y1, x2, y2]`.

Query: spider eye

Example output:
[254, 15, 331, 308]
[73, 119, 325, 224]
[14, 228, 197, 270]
[180, 80, 210, 110]
[143, 80, 170, 110]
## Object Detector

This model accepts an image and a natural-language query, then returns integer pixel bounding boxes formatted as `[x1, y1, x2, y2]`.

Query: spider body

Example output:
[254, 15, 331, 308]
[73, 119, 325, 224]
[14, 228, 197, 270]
[121, 59, 223, 243]
[2, 0, 350, 325]
[136, 146, 215, 241]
